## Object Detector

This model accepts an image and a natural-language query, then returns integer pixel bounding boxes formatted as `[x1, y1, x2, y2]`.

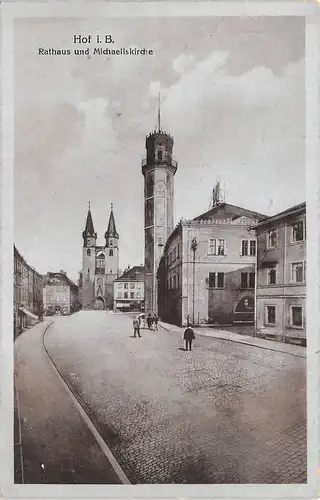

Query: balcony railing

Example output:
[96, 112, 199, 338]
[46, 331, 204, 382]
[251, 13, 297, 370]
[141, 156, 177, 169]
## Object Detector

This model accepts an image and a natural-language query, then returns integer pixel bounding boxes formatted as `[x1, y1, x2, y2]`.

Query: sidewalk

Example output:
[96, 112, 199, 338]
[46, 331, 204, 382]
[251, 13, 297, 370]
[14, 320, 122, 484]
[159, 321, 306, 358]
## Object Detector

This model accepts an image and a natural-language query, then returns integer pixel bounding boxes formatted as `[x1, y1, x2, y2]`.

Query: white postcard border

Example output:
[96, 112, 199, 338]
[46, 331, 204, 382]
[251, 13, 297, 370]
[1, 2, 319, 499]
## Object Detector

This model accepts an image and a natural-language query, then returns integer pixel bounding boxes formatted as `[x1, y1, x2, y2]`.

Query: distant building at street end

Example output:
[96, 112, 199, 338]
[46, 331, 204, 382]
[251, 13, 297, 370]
[79, 204, 120, 310]
[113, 266, 145, 312]
[43, 271, 79, 316]
[255, 202, 306, 346]
[157, 202, 266, 327]
[14, 245, 43, 339]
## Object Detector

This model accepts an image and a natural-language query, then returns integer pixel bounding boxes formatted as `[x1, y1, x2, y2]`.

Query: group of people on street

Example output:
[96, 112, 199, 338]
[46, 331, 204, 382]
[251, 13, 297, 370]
[132, 313, 195, 351]
[132, 312, 158, 338]
[146, 313, 158, 330]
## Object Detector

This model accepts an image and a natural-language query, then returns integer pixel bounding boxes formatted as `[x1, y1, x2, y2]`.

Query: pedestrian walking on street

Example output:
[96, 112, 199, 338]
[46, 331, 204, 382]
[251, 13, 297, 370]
[153, 313, 158, 331]
[183, 323, 195, 351]
[147, 313, 152, 330]
[133, 317, 141, 338]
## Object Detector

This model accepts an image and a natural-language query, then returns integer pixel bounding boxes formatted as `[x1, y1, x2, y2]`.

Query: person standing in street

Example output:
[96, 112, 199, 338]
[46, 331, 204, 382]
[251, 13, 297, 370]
[183, 323, 195, 351]
[147, 313, 152, 330]
[153, 313, 158, 331]
[133, 317, 141, 338]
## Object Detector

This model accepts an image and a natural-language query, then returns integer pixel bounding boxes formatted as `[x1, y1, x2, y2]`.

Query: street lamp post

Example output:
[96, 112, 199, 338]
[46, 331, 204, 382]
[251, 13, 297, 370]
[191, 237, 198, 326]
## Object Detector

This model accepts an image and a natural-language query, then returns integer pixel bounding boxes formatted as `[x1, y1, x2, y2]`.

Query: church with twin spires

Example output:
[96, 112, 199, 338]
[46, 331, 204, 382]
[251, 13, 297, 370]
[79, 204, 119, 310]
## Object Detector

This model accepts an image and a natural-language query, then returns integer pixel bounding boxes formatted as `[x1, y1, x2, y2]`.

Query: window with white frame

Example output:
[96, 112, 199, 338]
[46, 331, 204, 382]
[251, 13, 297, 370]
[173, 275, 176, 288]
[267, 229, 277, 249]
[117, 291, 122, 298]
[136, 292, 141, 299]
[249, 240, 256, 256]
[208, 239, 216, 255]
[208, 239, 225, 256]
[217, 239, 225, 255]
[124, 292, 128, 299]
[290, 306, 303, 327]
[130, 292, 134, 299]
[130, 283, 135, 289]
[291, 221, 304, 243]
[124, 283, 128, 289]
[291, 262, 304, 283]
[265, 305, 276, 325]
[241, 240, 248, 256]
[137, 283, 141, 289]
[118, 283, 122, 288]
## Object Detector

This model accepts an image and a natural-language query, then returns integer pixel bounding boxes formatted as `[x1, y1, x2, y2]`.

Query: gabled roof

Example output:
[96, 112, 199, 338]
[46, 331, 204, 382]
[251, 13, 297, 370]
[115, 266, 145, 282]
[255, 201, 306, 227]
[193, 202, 266, 222]
[44, 272, 78, 290]
[105, 208, 119, 239]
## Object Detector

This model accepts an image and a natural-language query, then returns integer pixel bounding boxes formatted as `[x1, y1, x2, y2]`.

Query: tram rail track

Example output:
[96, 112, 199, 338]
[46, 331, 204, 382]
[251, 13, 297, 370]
[42, 321, 131, 485]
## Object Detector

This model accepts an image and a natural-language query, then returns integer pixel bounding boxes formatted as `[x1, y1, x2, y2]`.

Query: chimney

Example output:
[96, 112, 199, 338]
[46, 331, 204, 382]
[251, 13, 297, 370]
[60, 270, 66, 275]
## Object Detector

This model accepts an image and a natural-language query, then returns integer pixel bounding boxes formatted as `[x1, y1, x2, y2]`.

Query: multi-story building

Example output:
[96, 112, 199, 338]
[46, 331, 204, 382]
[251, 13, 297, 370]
[255, 202, 306, 345]
[79, 204, 120, 310]
[113, 266, 145, 312]
[157, 202, 265, 326]
[13, 246, 43, 339]
[43, 271, 79, 315]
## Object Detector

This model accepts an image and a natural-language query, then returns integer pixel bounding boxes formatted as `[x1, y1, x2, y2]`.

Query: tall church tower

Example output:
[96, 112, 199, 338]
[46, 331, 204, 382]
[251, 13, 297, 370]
[81, 205, 97, 308]
[142, 106, 178, 314]
[104, 204, 119, 309]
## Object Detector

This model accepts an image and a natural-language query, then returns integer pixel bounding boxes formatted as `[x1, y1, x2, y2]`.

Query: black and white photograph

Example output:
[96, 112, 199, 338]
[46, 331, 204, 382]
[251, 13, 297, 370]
[2, 4, 319, 495]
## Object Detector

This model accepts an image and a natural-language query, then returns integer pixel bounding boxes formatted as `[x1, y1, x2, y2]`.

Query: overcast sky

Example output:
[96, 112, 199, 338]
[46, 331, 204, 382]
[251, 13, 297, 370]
[14, 16, 305, 282]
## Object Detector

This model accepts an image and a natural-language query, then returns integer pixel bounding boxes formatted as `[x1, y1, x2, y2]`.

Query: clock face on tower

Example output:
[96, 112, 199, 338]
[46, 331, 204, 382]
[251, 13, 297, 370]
[155, 180, 165, 193]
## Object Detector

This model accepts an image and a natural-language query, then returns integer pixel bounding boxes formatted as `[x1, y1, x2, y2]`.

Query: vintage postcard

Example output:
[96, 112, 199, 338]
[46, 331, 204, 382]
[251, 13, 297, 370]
[1, 2, 319, 499]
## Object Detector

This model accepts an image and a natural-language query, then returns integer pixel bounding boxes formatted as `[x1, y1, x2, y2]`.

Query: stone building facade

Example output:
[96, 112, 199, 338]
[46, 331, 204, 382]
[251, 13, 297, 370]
[142, 128, 177, 315]
[157, 202, 265, 326]
[13, 245, 43, 339]
[43, 271, 79, 315]
[113, 266, 145, 312]
[255, 202, 306, 345]
[79, 205, 119, 310]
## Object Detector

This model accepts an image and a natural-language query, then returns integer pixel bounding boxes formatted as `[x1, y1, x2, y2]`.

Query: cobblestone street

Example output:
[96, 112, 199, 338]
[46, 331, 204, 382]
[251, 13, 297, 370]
[43, 311, 307, 484]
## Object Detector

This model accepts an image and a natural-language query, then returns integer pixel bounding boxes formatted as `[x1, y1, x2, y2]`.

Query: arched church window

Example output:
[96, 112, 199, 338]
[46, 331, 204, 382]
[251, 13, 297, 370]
[158, 149, 163, 160]
[109, 249, 113, 256]
[87, 249, 91, 256]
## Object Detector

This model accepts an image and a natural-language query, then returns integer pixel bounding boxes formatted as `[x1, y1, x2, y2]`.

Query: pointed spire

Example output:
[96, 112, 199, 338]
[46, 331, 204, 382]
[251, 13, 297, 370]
[105, 202, 119, 240]
[157, 92, 161, 133]
[82, 204, 96, 239]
